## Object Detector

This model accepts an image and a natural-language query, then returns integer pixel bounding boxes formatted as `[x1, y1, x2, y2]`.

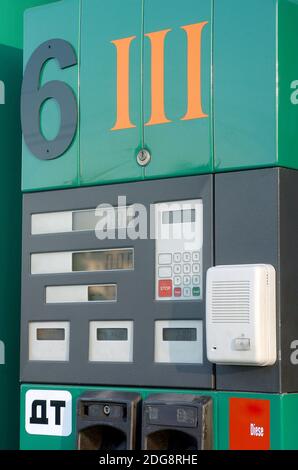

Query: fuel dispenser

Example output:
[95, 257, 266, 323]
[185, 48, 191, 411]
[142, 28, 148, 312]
[77, 391, 141, 450]
[142, 394, 213, 450]
[19, 0, 298, 451]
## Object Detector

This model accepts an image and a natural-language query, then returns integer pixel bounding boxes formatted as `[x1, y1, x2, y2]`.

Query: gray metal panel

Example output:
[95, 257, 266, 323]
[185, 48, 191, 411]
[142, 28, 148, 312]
[279, 169, 298, 392]
[215, 168, 281, 392]
[21, 175, 214, 388]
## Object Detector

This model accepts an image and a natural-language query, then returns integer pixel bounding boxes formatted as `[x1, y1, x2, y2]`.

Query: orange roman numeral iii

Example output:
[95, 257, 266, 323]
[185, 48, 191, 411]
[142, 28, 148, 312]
[111, 21, 208, 131]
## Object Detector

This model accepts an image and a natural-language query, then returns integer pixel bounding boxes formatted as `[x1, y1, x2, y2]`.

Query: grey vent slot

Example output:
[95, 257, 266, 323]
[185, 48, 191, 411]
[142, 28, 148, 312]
[211, 280, 250, 324]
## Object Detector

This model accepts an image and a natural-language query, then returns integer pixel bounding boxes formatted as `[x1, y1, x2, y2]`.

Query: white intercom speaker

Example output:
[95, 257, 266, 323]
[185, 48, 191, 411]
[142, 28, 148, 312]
[206, 264, 276, 366]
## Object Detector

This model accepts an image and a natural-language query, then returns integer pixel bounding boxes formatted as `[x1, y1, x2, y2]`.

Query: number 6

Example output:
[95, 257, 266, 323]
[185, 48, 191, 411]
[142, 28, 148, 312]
[21, 39, 78, 160]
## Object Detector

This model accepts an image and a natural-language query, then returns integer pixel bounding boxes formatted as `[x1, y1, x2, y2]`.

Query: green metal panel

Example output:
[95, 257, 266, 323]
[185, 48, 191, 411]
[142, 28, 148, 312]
[277, 0, 298, 170]
[20, 384, 218, 450]
[22, 0, 214, 192]
[0, 0, 59, 449]
[217, 392, 298, 450]
[217, 392, 282, 450]
[20, 385, 298, 450]
[213, 0, 277, 172]
[21, 0, 298, 191]
[79, 0, 143, 186]
[280, 394, 298, 449]
[21, 0, 80, 192]
[0, 46, 22, 450]
[143, 0, 213, 179]
[0, 0, 59, 49]
[214, 0, 298, 172]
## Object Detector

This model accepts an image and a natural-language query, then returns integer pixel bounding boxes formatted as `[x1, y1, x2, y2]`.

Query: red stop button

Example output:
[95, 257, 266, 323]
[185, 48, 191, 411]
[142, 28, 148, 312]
[159, 280, 172, 297]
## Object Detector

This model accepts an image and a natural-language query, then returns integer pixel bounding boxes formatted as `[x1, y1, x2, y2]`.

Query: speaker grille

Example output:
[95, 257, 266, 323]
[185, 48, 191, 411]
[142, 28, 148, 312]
[211, 280, 250, 324]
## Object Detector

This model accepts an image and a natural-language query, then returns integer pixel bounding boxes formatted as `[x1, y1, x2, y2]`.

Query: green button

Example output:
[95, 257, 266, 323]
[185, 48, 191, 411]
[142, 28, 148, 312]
[192, 287, 201, 297]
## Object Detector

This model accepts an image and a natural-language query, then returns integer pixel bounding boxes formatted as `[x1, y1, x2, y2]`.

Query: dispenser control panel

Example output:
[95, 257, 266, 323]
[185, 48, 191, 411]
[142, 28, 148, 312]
[155, 199, 203, 301]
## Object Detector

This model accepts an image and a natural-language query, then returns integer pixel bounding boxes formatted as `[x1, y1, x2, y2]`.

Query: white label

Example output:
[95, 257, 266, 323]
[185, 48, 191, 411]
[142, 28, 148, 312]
[154, 320, 203, 364]
[29, 322, 70, 361]
[89, 321, 133, 362]
[25, 390, 72, 436]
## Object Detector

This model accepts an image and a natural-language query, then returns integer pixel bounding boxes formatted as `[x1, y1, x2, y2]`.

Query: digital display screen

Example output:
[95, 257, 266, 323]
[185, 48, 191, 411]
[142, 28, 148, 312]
[88, 285, 117, 302]
[96, 328, 128, 341]
[72, 210, 98, 231]
[162, 209, 196, 224]
[72, 249, 134, 272]
[162, 328, 197, 342]
[72, 207, 135, 231]
[36, 328, 65, 341]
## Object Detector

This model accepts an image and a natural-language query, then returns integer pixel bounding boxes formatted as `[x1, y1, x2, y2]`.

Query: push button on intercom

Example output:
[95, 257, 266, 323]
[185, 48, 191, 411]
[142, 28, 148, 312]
[234, 338, 251, 351]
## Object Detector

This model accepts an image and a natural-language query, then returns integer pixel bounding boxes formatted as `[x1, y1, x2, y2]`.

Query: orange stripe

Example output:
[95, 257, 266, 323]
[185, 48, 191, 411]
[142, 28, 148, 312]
[181, 22, 208, 121]
[111, 36, 136, 131]
[145, 29, 172, 126]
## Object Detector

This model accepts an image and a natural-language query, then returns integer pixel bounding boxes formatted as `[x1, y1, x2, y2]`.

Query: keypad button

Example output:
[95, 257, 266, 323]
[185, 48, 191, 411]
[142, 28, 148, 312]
[173, 253, 181, 263]
[159, 279, 172, 297]
[158, 253, 172, 265]
[192, 263, 200, 274]
[192, 251, 200, 262]
[183, 276, 191, 286]
[183, 287, 191, 297]
[183, 264, 191, 274]
[174, 287, 182, 297]
[192, 275, 200, 285]
[173, 264, 181, 274]
[158, 267, 172, 278]
[174, 276, 181, 286]
[192, 287, 201, 297]
[183, 252, 191, 262]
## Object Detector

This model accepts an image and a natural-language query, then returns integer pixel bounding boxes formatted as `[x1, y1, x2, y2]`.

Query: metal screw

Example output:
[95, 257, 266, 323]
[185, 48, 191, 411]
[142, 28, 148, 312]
[103, 405, 111, 416]
[137, 149, 151, 167]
